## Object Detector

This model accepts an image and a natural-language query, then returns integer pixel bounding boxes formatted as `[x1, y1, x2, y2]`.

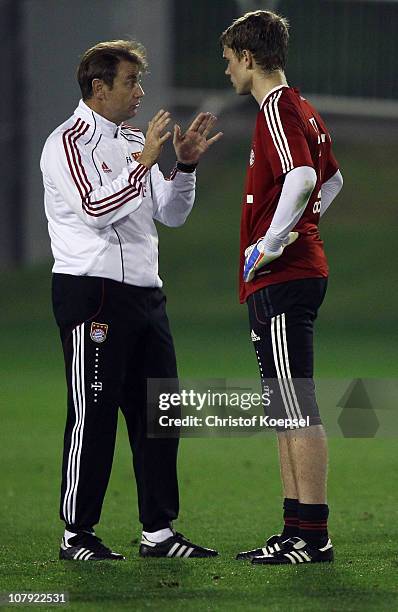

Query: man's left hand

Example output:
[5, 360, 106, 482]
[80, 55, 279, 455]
[173, 112, 223, 164]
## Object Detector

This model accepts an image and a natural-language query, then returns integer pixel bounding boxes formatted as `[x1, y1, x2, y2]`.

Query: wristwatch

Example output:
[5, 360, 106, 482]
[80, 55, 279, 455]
[176, 161, 198, 173]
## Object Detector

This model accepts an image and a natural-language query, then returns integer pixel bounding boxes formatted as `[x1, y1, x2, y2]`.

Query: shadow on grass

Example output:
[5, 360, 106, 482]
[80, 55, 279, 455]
[52, 557, 398, 611]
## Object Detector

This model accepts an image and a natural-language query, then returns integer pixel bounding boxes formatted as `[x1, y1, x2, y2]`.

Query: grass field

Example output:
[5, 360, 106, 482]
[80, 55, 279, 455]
[1, 140, 397, 611]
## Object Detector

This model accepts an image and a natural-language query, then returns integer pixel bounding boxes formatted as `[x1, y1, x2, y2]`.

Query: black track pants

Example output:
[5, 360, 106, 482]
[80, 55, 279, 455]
[52, 273, 179, 532]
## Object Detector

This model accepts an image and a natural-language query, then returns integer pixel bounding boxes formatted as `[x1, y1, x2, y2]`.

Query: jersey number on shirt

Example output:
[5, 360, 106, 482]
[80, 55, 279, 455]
[309, 117, 327, 214]
[313, 190, 322, 213]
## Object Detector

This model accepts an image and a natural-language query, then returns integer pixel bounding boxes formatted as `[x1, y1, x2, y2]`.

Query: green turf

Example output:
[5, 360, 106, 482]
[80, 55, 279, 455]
[0, 141, 397, 611]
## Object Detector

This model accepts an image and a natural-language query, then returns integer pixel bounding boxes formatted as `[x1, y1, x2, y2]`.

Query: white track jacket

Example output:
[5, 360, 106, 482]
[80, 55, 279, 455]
[40, 100, 196, 287]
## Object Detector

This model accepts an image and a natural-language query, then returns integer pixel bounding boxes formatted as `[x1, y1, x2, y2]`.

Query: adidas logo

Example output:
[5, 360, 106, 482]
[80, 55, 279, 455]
[251, 329, 260, 342]
[101, 161, 112, 173]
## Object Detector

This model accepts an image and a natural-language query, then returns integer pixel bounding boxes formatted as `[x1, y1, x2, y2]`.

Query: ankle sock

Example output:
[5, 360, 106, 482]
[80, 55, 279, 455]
[142, 527, 173, 543]
[63, 529, 77, 545]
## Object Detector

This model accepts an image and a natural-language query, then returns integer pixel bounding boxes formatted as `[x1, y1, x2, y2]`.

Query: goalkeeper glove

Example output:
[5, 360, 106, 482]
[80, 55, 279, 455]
[243, 231, 299, 283]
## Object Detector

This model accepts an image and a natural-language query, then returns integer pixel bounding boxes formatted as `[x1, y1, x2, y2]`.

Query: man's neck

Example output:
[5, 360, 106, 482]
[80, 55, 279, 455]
[251, 70, 288, 106]
[84, 99, 118, 126]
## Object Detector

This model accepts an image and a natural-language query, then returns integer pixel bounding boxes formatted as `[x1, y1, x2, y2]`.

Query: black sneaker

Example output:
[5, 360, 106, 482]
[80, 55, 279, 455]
[251, 536, 334, 565]
[59, 532, 125, 561]
[139, 531, 218, 558]
[236, 534, 288, 560]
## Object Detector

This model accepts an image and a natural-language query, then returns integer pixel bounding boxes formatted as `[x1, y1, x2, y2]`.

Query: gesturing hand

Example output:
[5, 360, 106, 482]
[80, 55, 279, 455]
[138, 109, 172, 168]
[173, 112, 223, 164]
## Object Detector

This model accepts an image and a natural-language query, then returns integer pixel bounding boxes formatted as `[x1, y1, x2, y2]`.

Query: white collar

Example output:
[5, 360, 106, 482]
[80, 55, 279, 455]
[74, 100, 119, 138]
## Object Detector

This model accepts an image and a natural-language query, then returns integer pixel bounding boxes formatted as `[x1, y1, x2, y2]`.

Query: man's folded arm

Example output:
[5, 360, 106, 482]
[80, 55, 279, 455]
[41, 134, 149, 229]
[320, 170, 344, 217]
[262, 165, 317, 252]
[150, 163, 196, 227]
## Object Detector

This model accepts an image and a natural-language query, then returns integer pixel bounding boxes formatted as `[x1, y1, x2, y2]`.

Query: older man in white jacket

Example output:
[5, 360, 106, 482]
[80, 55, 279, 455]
[41, 40, 222, 561]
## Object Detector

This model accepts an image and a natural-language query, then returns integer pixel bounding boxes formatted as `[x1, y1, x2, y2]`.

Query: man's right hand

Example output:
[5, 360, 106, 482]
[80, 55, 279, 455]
[243, 231, 299, 282]
[138, 110, 172, 168]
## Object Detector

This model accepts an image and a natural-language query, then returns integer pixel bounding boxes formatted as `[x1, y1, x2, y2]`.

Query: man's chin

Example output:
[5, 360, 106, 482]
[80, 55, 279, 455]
[123, 106, 139, 121]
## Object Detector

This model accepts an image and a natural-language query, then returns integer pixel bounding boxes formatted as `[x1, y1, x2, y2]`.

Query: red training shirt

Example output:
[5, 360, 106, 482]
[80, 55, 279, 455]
[239, 85, 339, 304]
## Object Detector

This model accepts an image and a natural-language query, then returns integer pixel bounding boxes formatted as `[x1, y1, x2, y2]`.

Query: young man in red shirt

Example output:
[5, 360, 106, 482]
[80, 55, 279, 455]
[221, 11, 343, 564]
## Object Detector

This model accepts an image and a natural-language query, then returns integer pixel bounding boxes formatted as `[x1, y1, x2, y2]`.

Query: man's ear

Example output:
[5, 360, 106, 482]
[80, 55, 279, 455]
[92, 78, 106, 100]
[242, 49, 254, 69]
